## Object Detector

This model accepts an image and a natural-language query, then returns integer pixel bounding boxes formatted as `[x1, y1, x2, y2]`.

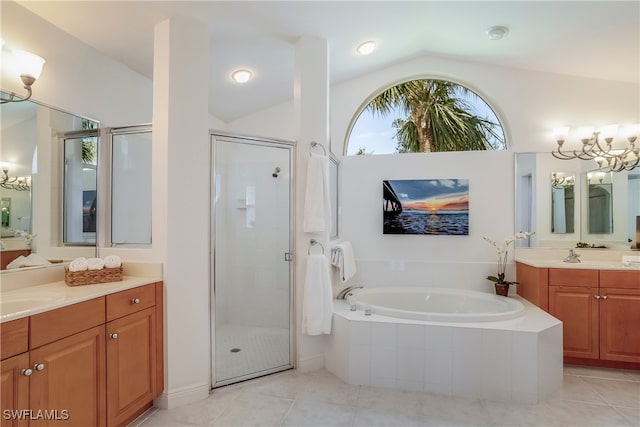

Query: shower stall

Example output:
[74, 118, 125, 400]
[210, 132, 294, 387]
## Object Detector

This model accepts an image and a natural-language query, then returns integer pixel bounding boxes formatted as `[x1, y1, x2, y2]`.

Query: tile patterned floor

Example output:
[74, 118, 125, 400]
[132, 365, 640, 427]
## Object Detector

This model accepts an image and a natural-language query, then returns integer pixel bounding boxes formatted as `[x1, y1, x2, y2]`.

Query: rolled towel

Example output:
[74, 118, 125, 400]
[87, 257, 105, 270]
[69, 257, 89, 272]
[103, 255, 122, 269]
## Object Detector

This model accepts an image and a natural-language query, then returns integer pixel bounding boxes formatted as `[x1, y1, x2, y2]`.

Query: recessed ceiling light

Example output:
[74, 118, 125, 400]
[231, 69, 252, 83]
[356, 41, 376, 56]
[485, 26, 509, 41]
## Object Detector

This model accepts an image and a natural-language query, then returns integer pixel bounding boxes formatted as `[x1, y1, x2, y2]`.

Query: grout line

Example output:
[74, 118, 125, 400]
[278, 399, 296, 426]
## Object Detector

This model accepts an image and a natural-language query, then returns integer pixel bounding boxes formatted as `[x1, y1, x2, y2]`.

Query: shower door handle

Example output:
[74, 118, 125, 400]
[284, 252, 293, 262]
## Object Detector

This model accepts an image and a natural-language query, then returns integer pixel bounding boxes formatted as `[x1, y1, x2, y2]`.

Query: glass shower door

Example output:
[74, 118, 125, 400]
[211, 134, 293, 387]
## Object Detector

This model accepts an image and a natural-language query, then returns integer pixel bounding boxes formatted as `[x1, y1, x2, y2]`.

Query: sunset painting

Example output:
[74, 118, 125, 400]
[383, 179, 469, 235]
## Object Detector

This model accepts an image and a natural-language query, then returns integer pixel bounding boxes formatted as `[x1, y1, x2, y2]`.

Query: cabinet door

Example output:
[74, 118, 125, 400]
[549, 286, 599, 359]
[1, 353, 29, 427]
[599, 288, 640, 363]
[106, 307, 156, 427]
[29, 325, 106, 427]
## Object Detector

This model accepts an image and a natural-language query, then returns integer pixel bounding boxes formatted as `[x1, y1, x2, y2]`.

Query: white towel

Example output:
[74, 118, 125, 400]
[6, 254, 48, 269]
[69, 257, 89, 272]
[6, 255, 27, 269]
[303, 154, 331, 233]
[103, 255, 122, 269]
[22, 253, 52, 267]
[622, 255, 640, 268]
[87, 257, 105, 270]
[334, 241, 357, 283]
[302, 253, 333, 335]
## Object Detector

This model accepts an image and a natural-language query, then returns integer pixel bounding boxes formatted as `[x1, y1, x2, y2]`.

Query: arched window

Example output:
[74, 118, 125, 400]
[346, 78, 506, 155]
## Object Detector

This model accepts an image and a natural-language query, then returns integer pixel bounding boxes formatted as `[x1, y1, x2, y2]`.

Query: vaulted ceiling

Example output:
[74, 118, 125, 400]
[16, 1, 640, 122]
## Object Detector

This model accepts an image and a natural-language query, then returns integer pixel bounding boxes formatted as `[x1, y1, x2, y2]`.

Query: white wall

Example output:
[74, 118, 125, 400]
[231, 53, 639, 296]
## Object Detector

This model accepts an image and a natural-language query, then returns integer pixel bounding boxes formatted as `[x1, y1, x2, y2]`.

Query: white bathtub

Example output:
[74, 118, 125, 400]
[325, 287, 563, 403]
[350, 286, 526, 322]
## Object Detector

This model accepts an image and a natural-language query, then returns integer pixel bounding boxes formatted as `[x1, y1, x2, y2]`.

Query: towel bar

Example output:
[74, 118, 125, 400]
[308, 239, 325, 255]
[310, 141, 327, 156]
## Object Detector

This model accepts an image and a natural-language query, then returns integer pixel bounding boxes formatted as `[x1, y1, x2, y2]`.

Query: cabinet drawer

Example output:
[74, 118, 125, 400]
[106, 284, 155, 321]
[1, 317, 29, 360]
[30, 297, 105, 349]
[600, 270, 640, 289]
[549, 268, 598, 287]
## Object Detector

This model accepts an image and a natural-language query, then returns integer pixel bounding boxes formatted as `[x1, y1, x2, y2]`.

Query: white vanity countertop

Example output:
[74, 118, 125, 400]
[0, 262, 162, 322]
[515, 248, 640, 271]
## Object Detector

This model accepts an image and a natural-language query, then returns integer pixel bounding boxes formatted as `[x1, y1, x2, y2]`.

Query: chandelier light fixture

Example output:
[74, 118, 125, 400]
[0, 167, 31, 191]
[551, 172, 574, 188]
[1, 39, 46, 104]
[551, 124, 640, 172]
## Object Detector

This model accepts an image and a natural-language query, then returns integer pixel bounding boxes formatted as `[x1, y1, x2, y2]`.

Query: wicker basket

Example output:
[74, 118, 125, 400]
[64, 265, 123, 286]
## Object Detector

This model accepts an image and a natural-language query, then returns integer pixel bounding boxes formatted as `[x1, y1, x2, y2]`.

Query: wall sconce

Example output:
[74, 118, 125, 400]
[0, 167, 31, 191]
[551, 172, 574, 188]
[1, 40, 46, 104]
[552, 124, 640, 172]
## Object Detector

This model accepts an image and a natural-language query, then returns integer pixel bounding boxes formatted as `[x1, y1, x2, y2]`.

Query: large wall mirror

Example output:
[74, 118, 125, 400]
[1, 92, 99, 269]
[515, 152, 639, 248]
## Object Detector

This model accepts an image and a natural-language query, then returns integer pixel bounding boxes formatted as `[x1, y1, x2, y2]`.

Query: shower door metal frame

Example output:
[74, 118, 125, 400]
[209, 131, 296, 388]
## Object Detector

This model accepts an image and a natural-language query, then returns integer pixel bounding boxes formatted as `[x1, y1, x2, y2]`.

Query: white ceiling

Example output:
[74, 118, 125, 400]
[16, 1, 640, 123]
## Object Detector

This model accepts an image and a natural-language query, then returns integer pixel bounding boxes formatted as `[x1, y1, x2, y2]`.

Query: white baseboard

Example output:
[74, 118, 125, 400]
[297, 353, 324, 373]
[153, 382, 210, 409]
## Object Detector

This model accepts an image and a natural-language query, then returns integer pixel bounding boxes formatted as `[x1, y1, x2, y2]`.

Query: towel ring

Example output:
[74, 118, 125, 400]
[310, 141, 327, 156]
[308, 239, 325, 255]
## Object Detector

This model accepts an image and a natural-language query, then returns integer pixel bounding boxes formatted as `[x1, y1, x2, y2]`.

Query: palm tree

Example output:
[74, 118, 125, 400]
[366, 79, 504, 153]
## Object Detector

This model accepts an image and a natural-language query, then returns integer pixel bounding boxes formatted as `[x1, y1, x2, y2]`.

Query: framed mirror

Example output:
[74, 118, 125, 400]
[551, 172, 575, 234]
[1, 92, 99, 268]
[586, 171, 613, 234]
[515, 152, 638, 248]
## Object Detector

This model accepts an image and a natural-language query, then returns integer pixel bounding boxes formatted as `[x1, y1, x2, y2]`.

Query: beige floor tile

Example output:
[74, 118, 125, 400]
[419, 393, 491, 425]
[137, 366, 640, 427]
[296, 373, 360, 407]
[352, 408, 432, 426]
[616, 406, 640, 427]
[356, 385, 424, 417]
[581, 377, 640, 409]
[210, 391, 293, 426]
[549, 374, 609, 404]
[282, 400, 355, 426]
[541, 400, 633, 427]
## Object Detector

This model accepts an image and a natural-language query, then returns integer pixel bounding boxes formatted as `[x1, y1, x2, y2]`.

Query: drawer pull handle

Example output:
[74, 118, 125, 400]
[33, 363, 45, 371]
[131, 298, 141, 304]
[21, 368, 33, 376]
[110, 333, 119, 340]
[594, 295, 601, 300]
[601, 295, 608, 300]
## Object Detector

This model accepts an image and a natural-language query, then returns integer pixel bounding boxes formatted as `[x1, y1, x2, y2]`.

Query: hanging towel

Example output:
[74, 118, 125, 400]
[303, 153, 331, 233]
[334, 241, 357, 283]
[302, 253, 333, 335]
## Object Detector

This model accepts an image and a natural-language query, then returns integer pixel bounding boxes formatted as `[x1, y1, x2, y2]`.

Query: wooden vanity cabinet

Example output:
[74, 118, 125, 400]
[548, 269, 599, 360]
[0, 282, 164, 427]
[598, 271, 640, 363]
[105, 284, 160, 427]
[517, 264, 640, 367]
[1, 353, 29, 427]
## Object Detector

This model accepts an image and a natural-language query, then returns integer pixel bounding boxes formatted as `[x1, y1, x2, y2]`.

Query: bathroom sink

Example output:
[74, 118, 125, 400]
[0, 293, 63, 315]
[545, 260, 624, 269]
